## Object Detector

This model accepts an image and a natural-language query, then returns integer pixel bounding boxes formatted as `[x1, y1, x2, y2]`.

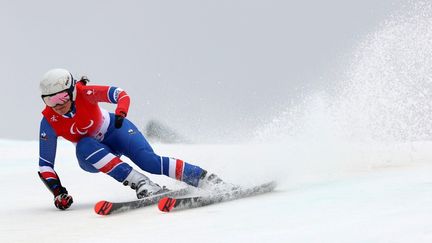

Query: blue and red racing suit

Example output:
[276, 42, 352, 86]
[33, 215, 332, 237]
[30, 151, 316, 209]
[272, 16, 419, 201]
[39, 82, 204, 194]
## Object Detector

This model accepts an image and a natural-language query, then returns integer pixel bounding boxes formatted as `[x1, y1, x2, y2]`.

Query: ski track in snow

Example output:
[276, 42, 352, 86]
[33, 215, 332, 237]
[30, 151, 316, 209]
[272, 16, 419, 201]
[1, 139, 432, 243]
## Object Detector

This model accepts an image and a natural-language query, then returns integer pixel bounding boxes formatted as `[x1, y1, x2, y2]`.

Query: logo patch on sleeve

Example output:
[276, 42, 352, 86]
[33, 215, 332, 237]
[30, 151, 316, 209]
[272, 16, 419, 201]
[114, 88, 123, 102]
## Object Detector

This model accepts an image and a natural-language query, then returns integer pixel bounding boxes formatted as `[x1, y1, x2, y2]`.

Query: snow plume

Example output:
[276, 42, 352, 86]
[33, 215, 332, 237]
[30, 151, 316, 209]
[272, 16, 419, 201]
[251, 1, 432, 185]
[338, 0, 432, 141]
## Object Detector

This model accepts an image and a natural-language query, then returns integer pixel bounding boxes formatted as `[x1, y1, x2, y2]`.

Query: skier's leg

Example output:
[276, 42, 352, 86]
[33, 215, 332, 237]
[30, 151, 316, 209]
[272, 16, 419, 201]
[76, 137, 132, 182]
[103, 118, 206, 187]
[76, 137, 162, 198]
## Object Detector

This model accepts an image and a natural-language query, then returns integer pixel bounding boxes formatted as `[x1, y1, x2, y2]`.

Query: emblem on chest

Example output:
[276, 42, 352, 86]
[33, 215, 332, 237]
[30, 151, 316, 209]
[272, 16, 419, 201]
[70, 120, 94, 135]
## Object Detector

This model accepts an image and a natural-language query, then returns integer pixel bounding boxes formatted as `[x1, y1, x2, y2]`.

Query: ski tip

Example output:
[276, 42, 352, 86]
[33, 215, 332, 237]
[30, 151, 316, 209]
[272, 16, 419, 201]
[94, 200, 113, 215]
[158, 197, 177, 212]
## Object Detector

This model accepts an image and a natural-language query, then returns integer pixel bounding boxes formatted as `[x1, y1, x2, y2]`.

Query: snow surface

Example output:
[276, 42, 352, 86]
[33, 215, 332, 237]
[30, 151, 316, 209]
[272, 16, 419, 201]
[1, 139, 432, 243]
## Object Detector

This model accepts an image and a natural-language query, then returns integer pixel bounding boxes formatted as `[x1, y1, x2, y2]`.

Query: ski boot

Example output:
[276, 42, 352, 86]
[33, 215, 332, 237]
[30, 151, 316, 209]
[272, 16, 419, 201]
[123, 169, 165, 199]
[198, 170, 239, 193]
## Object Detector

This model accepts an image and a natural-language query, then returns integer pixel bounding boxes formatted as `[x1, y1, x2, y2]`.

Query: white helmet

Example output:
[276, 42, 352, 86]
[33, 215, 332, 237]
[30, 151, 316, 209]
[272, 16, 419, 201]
[40, 68, 77, 100]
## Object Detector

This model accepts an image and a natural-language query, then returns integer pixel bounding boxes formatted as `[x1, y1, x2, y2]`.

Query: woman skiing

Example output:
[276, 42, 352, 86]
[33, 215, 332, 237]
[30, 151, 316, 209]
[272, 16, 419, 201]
[38, 68, 219, 210]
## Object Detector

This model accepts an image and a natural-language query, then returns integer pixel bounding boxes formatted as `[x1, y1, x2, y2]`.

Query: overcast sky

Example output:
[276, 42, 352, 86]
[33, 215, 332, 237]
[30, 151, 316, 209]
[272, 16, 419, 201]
[0, 0, 406, 142]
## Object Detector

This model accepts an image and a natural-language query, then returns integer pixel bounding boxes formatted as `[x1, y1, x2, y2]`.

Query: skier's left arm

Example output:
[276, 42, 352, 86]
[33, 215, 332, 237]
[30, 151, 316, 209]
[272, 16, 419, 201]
[84, 85, 130, 128]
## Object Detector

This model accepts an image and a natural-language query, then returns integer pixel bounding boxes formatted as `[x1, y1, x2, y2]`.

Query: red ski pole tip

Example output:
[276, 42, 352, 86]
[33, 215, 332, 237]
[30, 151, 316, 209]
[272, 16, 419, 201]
[158, 197, 176, 212]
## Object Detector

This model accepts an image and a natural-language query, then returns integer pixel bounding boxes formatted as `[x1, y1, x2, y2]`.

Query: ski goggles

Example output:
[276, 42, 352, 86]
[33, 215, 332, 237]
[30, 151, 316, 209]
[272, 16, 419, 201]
[42, 91, 71, 107]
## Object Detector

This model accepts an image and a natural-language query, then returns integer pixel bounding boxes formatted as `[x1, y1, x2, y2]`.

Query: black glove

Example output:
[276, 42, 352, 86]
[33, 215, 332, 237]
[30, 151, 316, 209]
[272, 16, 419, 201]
[114, 112, 126, 129]
[54, 193, 73, 210]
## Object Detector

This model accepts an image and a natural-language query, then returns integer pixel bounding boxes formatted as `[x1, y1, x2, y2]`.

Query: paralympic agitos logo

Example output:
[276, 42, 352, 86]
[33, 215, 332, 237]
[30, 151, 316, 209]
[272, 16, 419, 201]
[70, 120, 94, 135]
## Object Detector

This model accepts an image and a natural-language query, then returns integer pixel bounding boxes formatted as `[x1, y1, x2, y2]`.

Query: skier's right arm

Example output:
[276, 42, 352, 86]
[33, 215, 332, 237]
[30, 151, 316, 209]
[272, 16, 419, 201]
[38, 118, 73, 210]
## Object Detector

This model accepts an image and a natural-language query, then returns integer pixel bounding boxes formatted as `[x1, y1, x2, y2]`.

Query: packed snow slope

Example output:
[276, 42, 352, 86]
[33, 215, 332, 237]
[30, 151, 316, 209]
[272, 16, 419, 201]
[1, 140, 432, 243]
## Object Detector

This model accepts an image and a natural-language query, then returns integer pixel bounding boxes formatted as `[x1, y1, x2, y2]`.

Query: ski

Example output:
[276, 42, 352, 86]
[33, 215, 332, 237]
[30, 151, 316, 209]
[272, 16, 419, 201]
[158, 181, 277, 212]
[94, 187, 190, 215]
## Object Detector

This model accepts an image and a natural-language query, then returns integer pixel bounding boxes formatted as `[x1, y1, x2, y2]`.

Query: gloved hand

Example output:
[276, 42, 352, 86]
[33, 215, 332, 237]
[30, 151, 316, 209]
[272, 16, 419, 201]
[54, 193, 73, 210]
[114, 111, 126, 129]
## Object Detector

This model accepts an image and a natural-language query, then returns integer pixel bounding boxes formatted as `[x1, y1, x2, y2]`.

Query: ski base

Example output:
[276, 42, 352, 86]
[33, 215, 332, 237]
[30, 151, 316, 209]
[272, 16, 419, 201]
[95, 187, 190, 215]
[158, 181, 277, 212]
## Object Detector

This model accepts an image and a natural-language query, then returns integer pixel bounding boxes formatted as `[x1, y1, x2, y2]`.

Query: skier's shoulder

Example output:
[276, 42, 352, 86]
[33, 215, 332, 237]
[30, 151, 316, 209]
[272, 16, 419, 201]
[40, 116, 49, 126]
[39, 116, 57, 137]
[75, 81, 89, 92]
[75, 82, 100, 100]
[76, 81, 111, 93]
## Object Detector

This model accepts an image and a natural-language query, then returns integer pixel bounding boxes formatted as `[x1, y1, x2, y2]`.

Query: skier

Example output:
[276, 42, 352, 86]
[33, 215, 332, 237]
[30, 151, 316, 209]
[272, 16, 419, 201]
[38, 68, 220, 210]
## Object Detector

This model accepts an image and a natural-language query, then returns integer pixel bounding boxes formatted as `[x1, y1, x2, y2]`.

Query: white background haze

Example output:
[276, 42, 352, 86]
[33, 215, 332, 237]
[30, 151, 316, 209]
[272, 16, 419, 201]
[0, 0, 404, 142]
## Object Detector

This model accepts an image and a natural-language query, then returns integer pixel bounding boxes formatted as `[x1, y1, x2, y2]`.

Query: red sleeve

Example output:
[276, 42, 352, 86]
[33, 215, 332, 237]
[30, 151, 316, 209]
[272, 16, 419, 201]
[115, 90, 130, 116]
[81, 84, 130, 116]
